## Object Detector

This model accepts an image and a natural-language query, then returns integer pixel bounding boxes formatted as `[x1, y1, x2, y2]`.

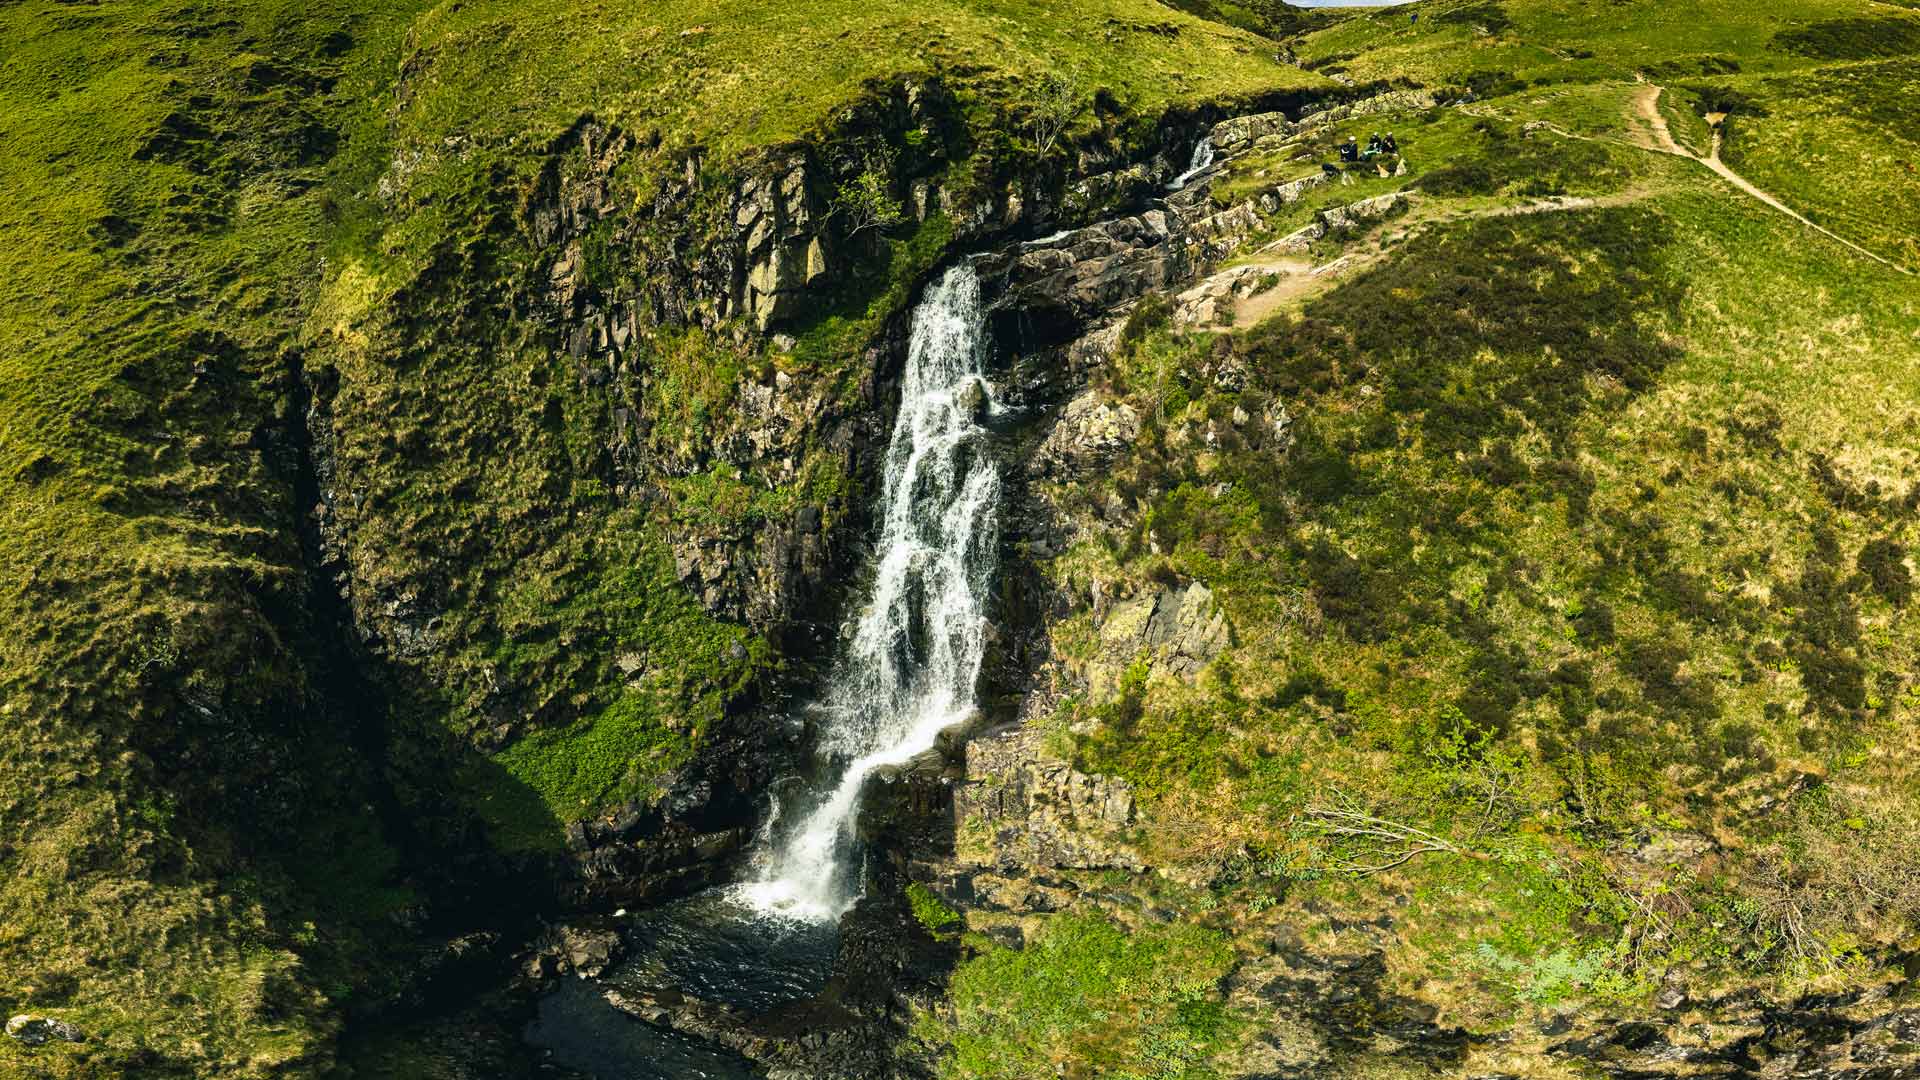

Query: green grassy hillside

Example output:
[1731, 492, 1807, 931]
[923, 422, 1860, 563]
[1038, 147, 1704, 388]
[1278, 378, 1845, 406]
[5, 0, 1915, 1073]
[1294, 0, 1920, 261]
[0, 0, 1318, 1074]
[0, 4, 437, 1075]
[914, 1, 1920, 1075]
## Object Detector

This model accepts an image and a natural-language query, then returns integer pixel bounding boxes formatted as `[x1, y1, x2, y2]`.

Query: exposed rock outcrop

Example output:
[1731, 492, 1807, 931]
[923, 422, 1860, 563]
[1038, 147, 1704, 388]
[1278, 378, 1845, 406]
[1093, 580, 1230, 684]
[950, 724, 1143, 875]
[1270, 190, 1409, 253]
[1210, 88, 1437, 154]
[4, 1015, 85, 1047]
[1029, 388, 1142, 479]
[523, 922, 626, 980]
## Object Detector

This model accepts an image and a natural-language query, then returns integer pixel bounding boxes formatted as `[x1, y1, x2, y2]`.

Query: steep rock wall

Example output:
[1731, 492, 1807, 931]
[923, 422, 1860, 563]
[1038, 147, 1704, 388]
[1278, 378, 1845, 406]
[303, 75, 1341, 910]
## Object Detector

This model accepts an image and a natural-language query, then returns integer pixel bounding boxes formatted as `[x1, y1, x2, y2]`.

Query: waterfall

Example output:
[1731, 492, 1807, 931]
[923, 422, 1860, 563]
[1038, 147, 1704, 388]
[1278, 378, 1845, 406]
[1167, 135, 1215, 191]
[731, 264, 1001, 923]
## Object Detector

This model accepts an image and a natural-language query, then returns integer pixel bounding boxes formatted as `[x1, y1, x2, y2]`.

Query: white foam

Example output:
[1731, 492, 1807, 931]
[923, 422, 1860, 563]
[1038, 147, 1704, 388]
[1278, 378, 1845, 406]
[730, 264, 1001, 924]
[1167, 135, 1216, 191]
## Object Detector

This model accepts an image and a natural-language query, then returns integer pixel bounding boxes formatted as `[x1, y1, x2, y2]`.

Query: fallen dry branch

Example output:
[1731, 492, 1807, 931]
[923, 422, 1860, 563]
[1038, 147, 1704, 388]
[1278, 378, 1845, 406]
[1301, 789, 1493, 874]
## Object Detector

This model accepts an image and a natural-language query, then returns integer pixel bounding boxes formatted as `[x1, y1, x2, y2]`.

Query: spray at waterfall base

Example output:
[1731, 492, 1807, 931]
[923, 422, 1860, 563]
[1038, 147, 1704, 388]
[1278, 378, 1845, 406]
[732, 264, 1001, 924]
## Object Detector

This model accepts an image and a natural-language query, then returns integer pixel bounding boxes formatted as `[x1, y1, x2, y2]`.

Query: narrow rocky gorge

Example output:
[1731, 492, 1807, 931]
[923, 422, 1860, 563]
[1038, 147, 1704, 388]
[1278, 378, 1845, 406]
[499, 91, 1420, 1078]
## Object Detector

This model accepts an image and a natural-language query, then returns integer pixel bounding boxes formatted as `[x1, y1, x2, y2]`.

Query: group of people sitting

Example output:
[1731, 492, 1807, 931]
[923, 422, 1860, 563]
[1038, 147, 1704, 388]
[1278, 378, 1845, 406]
[1338, 131, 1399, 162]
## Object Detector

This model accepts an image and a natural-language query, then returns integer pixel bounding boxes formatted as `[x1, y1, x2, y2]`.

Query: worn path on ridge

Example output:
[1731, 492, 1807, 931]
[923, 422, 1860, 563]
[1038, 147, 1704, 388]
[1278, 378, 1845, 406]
[1623, 83, 1909, 274]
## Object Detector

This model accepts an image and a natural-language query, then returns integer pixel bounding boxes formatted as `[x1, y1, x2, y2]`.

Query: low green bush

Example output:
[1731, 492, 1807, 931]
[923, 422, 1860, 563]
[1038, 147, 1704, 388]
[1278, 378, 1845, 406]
[1775, 16, 1920, 60]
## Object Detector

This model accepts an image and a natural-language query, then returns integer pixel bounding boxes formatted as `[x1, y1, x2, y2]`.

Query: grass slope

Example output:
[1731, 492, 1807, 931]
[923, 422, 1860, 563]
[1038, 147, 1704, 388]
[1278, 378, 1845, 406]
[0, 2, 441, 1075]
[920, 2, 1920, 1074]
[0, 0, 1319, 1072]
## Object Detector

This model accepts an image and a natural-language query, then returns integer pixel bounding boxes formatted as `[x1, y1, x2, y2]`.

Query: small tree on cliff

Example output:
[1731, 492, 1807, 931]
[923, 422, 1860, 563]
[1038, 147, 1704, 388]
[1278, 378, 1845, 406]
[833, 146, 906, 238]
[1026, 74, 1082, 155]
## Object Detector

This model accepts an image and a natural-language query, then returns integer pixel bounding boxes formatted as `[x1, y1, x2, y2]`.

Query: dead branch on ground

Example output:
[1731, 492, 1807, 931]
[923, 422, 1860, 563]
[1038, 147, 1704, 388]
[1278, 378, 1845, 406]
[1300, 789, 1492, 874]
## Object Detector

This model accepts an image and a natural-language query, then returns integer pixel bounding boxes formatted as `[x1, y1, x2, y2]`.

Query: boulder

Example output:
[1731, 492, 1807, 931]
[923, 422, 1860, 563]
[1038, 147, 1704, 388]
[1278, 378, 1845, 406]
[1268, 191, 1407, 254]
[1092, 580, 1230, 690]
[1319, 190, 1405, 231]
[1209, 109, 1295, 152]
[524, 923, 625, 981]
[1294, 89, 1437, 133]
[1030, 389, 1142, 478]
[975, 209, 1191, 342]
[5, 1015, 84, 1046]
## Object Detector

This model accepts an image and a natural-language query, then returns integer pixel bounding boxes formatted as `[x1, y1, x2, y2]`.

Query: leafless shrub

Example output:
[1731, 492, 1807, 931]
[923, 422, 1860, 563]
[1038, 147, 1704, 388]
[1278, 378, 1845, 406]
[1743, 786, 1920, 966]
[1299, 788, 1492, 874]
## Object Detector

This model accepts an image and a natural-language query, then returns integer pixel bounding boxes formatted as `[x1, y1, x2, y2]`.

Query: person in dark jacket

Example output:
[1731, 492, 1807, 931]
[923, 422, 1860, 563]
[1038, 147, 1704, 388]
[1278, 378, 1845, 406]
[1339, 136, 1359, 162]
[1382, 132, 1399, 154]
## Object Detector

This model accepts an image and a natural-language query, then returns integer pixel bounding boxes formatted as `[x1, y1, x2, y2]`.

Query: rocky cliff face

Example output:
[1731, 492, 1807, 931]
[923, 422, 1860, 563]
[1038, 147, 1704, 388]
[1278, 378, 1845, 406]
[294, 63, 1343, 940]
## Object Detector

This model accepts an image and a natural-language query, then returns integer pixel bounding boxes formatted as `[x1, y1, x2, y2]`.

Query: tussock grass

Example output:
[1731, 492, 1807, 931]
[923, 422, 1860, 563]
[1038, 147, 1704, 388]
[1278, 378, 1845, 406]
[990, 62, 1918, 1050]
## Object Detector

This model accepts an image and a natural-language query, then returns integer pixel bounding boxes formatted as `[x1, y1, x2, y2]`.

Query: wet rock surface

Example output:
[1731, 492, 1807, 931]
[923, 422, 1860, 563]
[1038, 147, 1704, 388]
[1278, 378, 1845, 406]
[523, 922, 626, 981]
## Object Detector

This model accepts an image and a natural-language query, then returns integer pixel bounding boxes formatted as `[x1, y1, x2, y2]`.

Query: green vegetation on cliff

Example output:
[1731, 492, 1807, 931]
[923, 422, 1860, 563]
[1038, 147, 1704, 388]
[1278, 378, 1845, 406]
[6, 0, 1916, 1073]
[0, 0, 1320, 1073]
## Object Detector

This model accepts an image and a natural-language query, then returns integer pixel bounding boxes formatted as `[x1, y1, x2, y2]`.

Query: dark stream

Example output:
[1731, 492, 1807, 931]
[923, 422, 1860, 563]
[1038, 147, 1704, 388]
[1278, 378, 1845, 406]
[523, 890, 840, 1078]
[525, 979, 754, 1080]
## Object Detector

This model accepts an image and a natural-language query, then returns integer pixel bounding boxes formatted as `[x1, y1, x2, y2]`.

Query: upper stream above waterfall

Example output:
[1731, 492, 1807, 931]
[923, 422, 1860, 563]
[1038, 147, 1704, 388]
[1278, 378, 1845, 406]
[730, 262, 1002, 923]
[1167, 135, 1215, 190]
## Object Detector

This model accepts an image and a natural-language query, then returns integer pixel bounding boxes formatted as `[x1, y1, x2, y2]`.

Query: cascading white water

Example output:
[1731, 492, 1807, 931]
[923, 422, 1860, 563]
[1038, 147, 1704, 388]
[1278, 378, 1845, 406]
[731, 264, 1001, 923]
[1167, 135, 1215, 191]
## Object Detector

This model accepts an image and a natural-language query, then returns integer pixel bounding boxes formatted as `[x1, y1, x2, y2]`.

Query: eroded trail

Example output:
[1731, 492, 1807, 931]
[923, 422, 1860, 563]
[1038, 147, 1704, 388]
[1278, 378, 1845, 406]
[1630, 82, 1683, 155]
[1627, 84, 1910, 275]
[1192, 188, 1648, 330]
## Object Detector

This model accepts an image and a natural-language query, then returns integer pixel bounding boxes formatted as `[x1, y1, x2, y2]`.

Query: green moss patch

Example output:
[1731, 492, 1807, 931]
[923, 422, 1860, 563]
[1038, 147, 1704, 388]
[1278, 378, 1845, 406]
[933, 914, 1237, 1079]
